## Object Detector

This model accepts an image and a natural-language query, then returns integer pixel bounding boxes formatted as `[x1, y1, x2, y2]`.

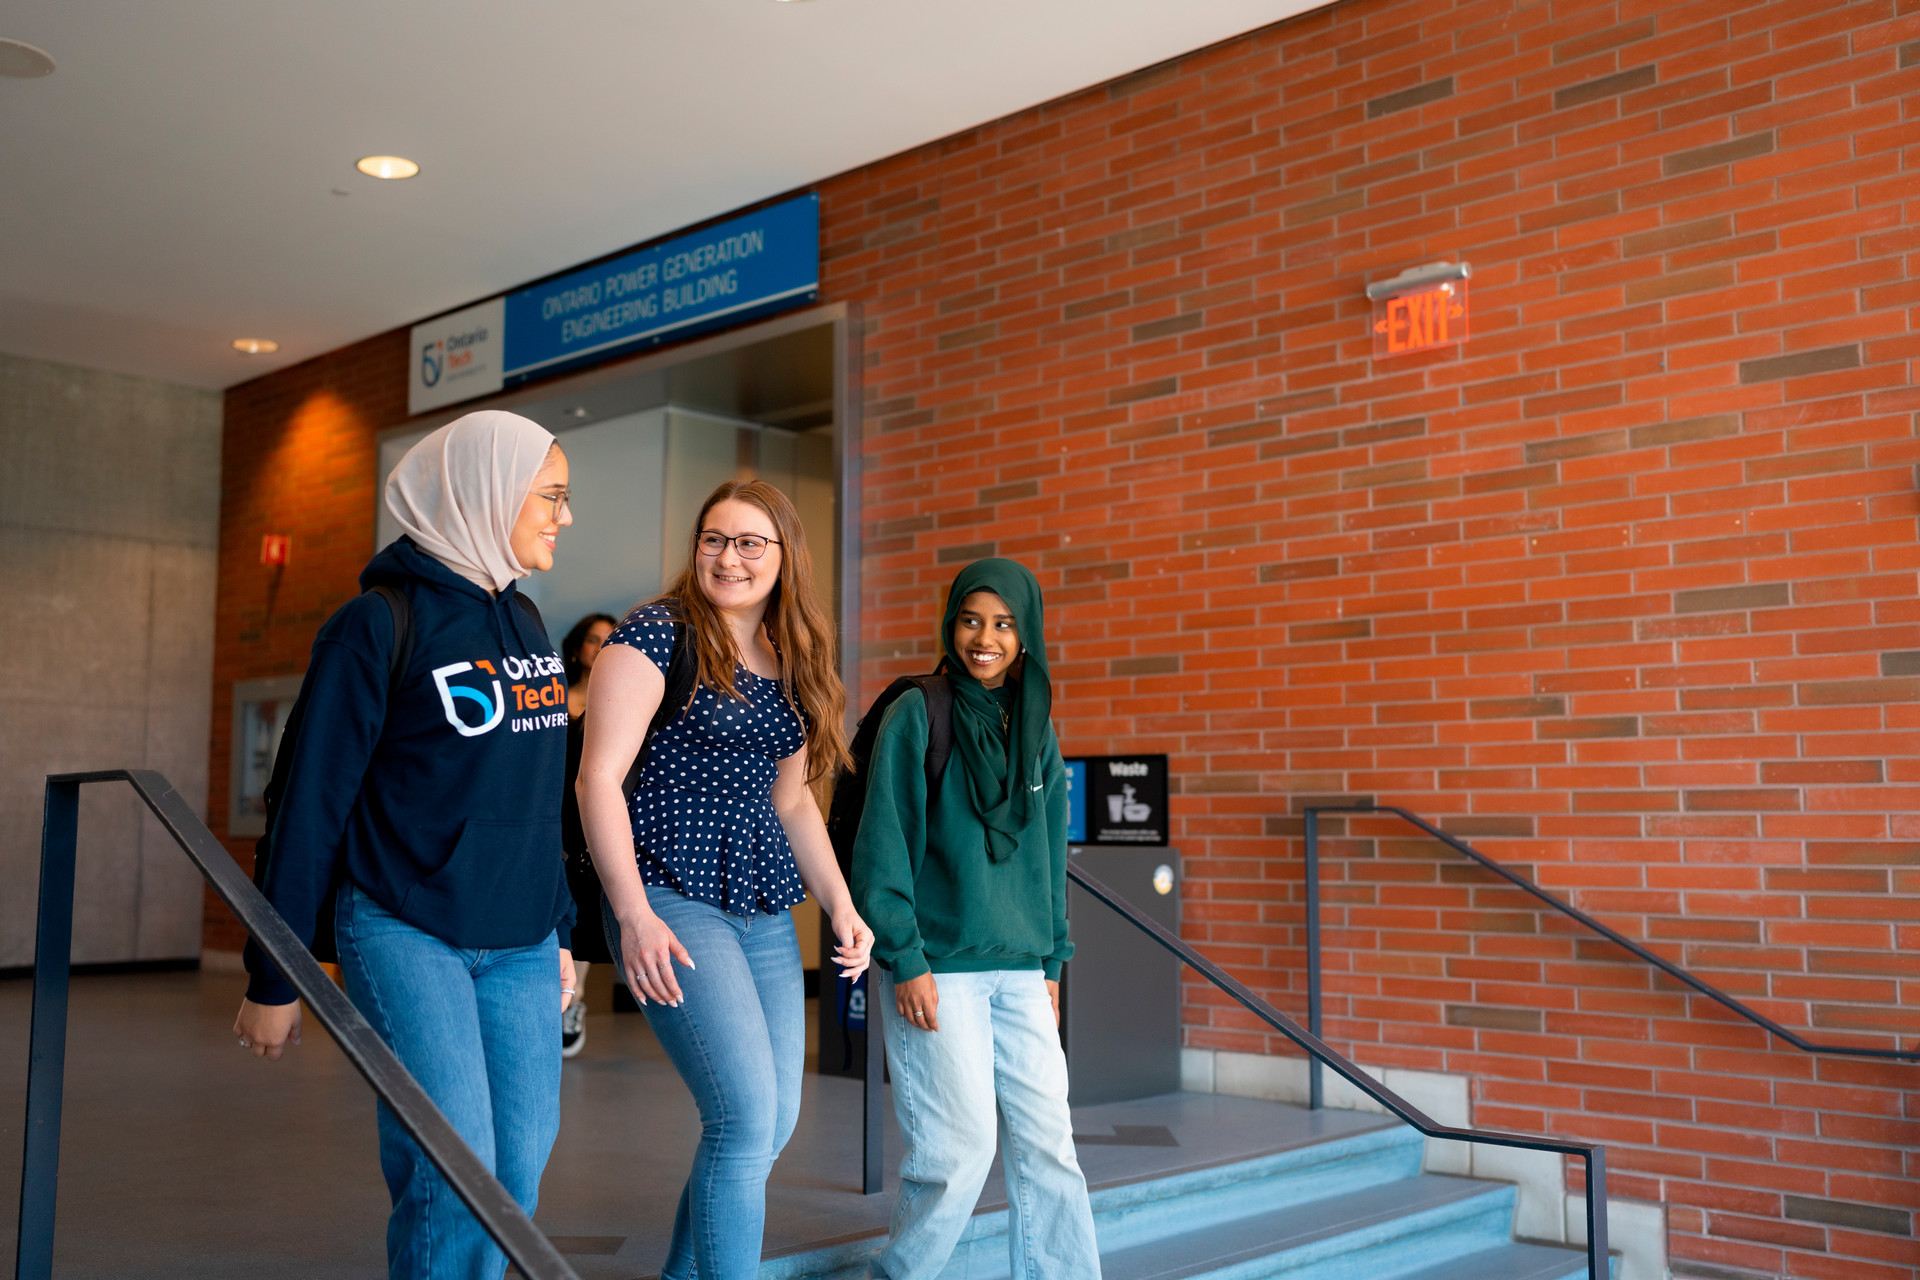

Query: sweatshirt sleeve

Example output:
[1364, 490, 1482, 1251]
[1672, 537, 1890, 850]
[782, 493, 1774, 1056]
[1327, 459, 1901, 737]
[1041, 731, 1073, 982]
[851, 691, 932, 983]
[242, 596, 392, 1006]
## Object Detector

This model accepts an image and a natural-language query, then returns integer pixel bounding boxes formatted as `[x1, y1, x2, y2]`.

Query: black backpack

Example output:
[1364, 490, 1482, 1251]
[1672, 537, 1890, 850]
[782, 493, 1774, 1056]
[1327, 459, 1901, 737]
[821, 667, 954, 1060]
[250, 585, 545, 963]
[825, 667, 956, 879]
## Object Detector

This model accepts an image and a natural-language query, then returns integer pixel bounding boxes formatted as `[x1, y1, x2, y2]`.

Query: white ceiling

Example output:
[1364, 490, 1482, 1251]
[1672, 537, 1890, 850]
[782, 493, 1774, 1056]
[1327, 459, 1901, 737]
[0, 1, 1322, 391]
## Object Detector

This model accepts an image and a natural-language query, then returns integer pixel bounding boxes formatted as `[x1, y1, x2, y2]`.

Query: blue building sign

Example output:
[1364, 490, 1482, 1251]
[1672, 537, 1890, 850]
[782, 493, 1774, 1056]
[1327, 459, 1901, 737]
[501, 193, 819, 385]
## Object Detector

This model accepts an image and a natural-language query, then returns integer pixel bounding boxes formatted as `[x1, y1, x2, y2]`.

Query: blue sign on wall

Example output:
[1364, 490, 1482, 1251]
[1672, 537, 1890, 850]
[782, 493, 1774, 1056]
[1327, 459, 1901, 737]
[501, 194, 819, 384]
[1065, 759, 1087, 844]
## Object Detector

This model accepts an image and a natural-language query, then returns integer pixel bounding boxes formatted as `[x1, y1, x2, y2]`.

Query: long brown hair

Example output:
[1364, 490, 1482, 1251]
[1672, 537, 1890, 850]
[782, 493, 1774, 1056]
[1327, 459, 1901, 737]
[649, 479, 849, 784]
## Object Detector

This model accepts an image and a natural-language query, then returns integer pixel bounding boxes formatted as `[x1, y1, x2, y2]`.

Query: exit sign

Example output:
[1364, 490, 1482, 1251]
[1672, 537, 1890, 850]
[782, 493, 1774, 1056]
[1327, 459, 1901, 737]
[1366, 261, 1470, 359]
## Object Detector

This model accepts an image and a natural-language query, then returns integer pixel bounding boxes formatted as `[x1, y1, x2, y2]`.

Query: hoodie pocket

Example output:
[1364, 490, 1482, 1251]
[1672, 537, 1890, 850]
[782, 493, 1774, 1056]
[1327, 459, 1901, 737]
[402, 818, 563, 948]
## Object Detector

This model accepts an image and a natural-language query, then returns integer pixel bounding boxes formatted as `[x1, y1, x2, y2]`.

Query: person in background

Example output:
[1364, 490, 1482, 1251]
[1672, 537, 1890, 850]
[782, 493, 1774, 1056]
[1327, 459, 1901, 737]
[576, 479, 874, 1280]
[565, 613, 616, 720]
[560, 611, 618, 1058]
[234, 410, 579, 1280]
[852, 557, 1100, 1280]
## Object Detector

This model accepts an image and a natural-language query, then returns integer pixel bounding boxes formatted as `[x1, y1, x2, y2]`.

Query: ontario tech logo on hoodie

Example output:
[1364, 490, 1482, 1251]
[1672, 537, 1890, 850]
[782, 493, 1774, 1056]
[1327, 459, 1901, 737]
[432, 653, 567, 737]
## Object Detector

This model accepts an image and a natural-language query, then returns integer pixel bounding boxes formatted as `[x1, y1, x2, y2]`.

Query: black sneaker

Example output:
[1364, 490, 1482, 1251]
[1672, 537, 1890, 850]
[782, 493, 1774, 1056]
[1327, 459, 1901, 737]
[561, 998, 586, 1059]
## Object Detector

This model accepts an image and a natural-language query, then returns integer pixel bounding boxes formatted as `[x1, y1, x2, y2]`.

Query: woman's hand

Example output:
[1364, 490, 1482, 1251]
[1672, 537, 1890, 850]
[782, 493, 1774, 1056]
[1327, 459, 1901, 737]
[617, 905, 694, 1006]
[894, 972, 939, 1032]
[830, 905, 874, 983]
[559, 947, 577, 1013]
[233, 998, 303, 1061]
[1046, 978, 1060, 1028]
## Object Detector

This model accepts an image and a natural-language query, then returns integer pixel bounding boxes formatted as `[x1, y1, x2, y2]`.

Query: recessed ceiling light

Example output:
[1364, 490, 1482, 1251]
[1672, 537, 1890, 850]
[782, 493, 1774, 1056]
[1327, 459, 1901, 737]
[0, 39, 56, 78]
[232, 338, 279, 355]
[355, 155, 420, 180]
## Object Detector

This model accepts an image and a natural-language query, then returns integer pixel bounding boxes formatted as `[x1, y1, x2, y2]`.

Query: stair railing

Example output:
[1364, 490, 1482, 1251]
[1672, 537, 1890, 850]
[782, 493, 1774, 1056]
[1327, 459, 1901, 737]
[856, 861, 1613, 1280]
[16, 771, 581, 1280]
[1303, 804, 1920, 1070]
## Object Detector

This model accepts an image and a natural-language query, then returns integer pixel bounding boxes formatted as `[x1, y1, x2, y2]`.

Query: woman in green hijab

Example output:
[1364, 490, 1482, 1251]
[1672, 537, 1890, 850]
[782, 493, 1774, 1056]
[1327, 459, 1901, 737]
[852, 558, 1101, 1280]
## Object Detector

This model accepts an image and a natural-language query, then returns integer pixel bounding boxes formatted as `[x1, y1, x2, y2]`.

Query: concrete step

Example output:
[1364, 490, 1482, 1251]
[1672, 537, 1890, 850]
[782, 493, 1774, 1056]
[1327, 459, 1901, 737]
[760, 1121, 1421, 1280]
[753, 1098, 1600, 1280]
[1086, 1174, 1513, 1280]
[1392, 1240, 1612, 1280]
[762, 1126, 1505, 1280]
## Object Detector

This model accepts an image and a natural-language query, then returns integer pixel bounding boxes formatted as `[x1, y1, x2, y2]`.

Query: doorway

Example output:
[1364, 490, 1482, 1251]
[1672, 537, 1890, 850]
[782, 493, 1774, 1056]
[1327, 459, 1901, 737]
[373, 307, 858, 995]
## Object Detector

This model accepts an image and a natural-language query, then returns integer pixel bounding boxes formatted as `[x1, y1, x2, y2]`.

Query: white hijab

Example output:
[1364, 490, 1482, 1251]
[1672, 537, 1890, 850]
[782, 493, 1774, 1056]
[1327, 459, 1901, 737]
[385, 410, 556, 593]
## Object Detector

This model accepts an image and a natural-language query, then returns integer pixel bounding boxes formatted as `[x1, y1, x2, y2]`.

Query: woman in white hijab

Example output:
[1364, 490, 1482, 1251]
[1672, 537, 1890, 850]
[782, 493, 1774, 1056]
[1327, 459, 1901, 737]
[235, 410, 581, 1280]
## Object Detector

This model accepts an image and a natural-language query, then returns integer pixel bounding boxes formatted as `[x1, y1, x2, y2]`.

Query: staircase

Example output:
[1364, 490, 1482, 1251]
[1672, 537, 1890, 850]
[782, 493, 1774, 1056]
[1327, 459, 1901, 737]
[760, 1097, 1608, 1280]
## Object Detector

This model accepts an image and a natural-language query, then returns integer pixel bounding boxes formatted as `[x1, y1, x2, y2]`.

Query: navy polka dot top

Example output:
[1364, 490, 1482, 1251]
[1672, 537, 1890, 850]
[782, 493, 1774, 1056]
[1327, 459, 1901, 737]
[606, 604, 808, 916]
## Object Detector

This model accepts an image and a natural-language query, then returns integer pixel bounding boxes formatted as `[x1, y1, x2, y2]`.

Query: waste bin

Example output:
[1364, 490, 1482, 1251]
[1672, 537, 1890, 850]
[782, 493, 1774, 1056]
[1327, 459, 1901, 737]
[1062, 845, 1181, 1105]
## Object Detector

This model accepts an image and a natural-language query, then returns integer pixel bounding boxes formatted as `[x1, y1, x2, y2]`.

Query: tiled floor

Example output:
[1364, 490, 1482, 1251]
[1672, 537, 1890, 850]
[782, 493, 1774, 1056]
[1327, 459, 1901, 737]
[0, 970, 1393, 1279]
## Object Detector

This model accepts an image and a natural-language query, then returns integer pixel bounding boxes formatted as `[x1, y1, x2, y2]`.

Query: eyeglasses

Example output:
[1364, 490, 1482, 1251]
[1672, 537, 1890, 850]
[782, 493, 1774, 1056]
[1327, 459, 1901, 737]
[532, 490, 572, 521]
[698, 530, 781, 560]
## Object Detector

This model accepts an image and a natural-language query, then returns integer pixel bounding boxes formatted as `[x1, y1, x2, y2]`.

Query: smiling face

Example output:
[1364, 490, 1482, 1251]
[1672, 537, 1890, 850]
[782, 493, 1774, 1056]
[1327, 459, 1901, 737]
[508, 444, 571, 573]
[951, 590, 1020, 689]
[694, 497, 784, 614]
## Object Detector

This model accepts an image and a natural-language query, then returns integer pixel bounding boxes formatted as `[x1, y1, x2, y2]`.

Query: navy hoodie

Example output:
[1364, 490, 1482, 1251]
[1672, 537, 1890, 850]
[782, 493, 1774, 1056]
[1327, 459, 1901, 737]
[244, 538, 576, 1006]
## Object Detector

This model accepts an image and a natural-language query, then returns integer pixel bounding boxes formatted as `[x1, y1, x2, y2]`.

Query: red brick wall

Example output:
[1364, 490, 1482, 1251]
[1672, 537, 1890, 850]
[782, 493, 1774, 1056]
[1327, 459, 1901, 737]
[207, 331, 408, 950]
[215, 0, 1920, 1274]
[833, 2, 1918, 1276]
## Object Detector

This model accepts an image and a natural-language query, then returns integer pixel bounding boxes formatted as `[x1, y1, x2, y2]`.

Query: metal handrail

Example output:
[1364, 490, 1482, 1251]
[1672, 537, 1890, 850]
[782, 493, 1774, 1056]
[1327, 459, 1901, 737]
[854, 862, 1612, 1279]
[1303, 805, 1920, 1065]
[16, 771, 580, 1280]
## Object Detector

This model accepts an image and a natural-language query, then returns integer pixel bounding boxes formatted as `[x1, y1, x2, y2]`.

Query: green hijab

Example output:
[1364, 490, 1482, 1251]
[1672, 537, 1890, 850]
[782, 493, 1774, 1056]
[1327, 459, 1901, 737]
[941, 558, 1051, 863]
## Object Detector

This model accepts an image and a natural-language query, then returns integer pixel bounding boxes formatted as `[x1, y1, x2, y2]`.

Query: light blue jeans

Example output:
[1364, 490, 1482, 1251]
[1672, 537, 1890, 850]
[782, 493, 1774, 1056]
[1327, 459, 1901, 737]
[874, 968, 1101, 1280]
[333, 883, 562, 1280]
[602, 886, 804, 1280]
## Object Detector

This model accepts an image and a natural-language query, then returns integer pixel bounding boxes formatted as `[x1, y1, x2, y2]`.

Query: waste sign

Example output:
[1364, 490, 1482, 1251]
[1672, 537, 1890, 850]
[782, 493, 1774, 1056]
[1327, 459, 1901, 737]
[1064, 754, 1169, 846]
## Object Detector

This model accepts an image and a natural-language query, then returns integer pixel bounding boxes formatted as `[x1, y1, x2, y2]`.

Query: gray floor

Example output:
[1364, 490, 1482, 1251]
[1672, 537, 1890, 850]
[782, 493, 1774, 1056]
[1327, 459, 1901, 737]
[0, 970, 1392, 1279]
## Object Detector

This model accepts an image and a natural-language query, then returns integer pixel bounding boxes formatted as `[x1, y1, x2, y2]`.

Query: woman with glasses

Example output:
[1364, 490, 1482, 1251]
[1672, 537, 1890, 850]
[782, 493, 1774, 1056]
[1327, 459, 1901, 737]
[576, 479, 873, 1280]
[235, 411, 580, 1280]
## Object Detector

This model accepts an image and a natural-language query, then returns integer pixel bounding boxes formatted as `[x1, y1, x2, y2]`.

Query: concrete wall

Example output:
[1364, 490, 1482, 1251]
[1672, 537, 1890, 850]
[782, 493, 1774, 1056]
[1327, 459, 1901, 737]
[0, 352, 220, 966]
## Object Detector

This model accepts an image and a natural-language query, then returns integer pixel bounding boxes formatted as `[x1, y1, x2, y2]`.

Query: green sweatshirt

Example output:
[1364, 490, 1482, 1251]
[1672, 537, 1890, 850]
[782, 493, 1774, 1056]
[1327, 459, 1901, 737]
[852, 686, 1073, 983]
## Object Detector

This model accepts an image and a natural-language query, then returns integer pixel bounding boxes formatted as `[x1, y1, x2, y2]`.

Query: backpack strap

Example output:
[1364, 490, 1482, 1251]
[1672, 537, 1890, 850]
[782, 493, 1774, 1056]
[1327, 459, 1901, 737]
[623, 608, 701, 796]
[908, 669, 953, 792]
[366, 584, 412, 696]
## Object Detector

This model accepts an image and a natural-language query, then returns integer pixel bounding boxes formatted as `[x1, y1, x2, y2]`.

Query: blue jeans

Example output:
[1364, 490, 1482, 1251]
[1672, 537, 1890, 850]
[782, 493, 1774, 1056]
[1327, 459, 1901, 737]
[334, 884, 562, 1280]
[602, 886, 804, 1280]
[874, 968, 1101, 1280]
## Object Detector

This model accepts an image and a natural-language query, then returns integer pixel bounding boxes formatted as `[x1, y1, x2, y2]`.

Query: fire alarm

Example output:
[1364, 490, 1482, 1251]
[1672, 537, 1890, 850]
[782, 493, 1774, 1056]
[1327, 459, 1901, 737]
[260, 535, 291, 567]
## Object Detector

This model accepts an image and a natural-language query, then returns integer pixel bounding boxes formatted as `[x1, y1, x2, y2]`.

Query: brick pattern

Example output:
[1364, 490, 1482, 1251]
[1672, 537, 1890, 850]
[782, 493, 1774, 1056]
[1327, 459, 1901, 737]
[207, 331, 408, 950]
[213, 0, 1920, 1274]
[822, 2, 1920, 1276]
